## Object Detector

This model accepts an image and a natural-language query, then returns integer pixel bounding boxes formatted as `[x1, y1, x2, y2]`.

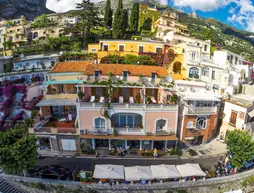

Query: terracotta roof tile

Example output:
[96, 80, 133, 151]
[51, 62, 168, 77]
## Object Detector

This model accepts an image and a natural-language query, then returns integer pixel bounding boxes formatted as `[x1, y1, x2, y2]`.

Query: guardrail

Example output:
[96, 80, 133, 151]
[187, 107, 217, 115]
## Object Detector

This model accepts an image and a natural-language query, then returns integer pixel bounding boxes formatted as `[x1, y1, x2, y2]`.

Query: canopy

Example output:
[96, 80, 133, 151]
[151, 165, 181, 179]
[36, 99, 76, 107]
[124, 166, 153, 181]
[93, 165, 124, 179]
[44, 80, 83, 85]
[248, 109, 254, 117]
[176, 164, 206, 177]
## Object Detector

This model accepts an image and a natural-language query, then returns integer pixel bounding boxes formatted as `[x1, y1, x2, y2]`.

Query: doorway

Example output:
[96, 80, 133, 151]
[154, 141, 165, 150]
[95, 139, 109, 149]
[230, 111, 237, 126]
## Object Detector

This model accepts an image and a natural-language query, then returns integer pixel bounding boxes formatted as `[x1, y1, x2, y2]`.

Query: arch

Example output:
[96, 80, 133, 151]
[33, 32, 38, 39]
[155, 118, 168, 132]
[111, 113, 142, 128]
[196, 117, 207, 130]
[173, 62, 182, 74]
[142, 18, 152, 31]
[189, 67, 199, 78]
[93, 117, 106, 130]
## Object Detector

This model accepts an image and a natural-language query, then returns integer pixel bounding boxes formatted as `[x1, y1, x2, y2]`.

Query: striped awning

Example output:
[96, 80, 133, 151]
[44, 80, 83, 85]
[37, 99, 76, 107]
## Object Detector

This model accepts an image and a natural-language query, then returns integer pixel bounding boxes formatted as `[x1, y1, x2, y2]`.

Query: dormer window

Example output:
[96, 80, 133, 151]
[94, 70, 100, 81]
[151, 72, 156, 83]
[123, 71, 128, 81]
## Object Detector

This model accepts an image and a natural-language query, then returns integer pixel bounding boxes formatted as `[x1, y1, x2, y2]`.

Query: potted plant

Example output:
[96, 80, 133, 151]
[113, 128, 118, 136]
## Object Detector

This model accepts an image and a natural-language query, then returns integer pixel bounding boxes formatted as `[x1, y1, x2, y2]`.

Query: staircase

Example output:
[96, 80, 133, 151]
[0, 178, 27, 193]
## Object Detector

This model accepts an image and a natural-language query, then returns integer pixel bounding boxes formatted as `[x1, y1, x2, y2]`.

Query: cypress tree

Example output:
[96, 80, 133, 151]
[123, 9, 129, 31]
[130, 3, 139, 33]
[112, 0, 125, 39]
[104, 0, 113, 28]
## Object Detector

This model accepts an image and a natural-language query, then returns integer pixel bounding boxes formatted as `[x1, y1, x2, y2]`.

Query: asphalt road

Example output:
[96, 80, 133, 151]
[36, 155, 224, 171]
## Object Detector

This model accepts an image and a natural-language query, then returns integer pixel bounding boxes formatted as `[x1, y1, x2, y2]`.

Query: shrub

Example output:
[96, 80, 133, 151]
[131, 35, 142, 40]
[242, 176, 254, 187]
[169, 148, 183, 156]
[177, 190, 188, 193]
[188, 149, 198, 156]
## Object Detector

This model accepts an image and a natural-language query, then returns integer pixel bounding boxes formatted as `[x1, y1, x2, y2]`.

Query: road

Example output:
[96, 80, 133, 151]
[37, 155, 224, 171]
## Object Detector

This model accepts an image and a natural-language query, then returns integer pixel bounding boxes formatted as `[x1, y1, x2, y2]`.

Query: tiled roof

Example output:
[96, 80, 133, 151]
[51, 62, 168, 77]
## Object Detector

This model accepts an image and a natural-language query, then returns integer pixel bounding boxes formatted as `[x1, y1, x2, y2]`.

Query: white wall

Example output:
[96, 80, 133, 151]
[26, 85, 44, 101]
[13, 58, 57, 71]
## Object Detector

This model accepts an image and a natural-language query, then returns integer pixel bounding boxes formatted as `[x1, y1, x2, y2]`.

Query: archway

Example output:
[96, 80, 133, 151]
[173, 62, 182, 74]
[189, 67, 199, 78]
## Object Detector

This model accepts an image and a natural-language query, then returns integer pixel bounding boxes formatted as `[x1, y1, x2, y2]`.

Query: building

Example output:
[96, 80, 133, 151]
[139, 4, 160, 32]
[13, 54, 59, 71]
[33, 61, 180, 154]
[220, 84, 254, 139]
[30, 27, 63, 41]
[175, 80, 221, 145]
[154, 12, 190, 39]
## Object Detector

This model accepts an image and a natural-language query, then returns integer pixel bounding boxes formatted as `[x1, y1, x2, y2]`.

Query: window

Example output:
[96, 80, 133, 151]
[94, 70, 100, 79]
[191, 52, 197, 61]
[123, 71, 128, 81]
[151, 72, 156, 82]
[91, 48, 97, 53]
[196, 117, 207, 130]
[156, 119, 167, 131]
[26, 62, 29, 67]
[139, 46, 144, 53]
[212, 70, 215, 80]
[112, 113, 142, 128]
[201, 67, 209, 77]
[103, 45, 108, 51]
[156, 47, 162, 54]
[235, 57, 238, 64]
[94, 117, 105, 129]
[189, 67, 199, 78]
[204, 45, 208, 51]
[119, 45, 125, 51]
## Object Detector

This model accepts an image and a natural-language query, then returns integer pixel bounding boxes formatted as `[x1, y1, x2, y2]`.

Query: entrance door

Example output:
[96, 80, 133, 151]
[95, 139, 109, 149]
[230, 111, 237, 125]
[154, 141, 165, 150]
[61, 139, 76, 151]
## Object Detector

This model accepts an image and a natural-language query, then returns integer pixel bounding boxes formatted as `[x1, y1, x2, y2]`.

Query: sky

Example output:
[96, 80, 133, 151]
[46, 0, 254, 32]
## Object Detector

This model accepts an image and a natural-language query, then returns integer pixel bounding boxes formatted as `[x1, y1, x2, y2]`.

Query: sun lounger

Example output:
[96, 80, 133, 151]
[119, 96, 124, 103]
[90, 96, 95, 102]
[129, 97, 134, 103]
[99, 96, 104, 103]
[151, 96, 157, 104]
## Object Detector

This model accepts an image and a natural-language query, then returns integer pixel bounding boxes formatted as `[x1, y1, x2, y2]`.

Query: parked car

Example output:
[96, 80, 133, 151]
[36, 165, 72, 180]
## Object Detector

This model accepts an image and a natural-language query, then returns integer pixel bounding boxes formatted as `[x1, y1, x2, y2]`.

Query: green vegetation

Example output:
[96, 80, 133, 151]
[112, 0, 125, 39]
[130, 3, 139, 33]
[139, 4, 160, 32]
[104, 0, 113, 28]
[188, 149, 198, 156]
[4, 62, 13, 73]
[242, 176, 254, 187]
[168, 147, 183, 156]
[31, 14, 54, 28]
[226, 130, 254, 169]
[0, 122, 38, 176]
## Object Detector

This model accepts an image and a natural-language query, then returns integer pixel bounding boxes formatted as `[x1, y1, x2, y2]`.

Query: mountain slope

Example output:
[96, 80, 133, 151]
[0, 0, 53, 20]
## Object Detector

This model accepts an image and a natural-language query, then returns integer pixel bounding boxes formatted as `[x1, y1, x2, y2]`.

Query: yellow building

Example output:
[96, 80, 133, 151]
[88, 40, 186, 80]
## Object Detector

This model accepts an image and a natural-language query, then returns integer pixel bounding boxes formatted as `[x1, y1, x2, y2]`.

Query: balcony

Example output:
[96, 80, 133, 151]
[78, 102, 178, 110]
[187, 106, 217, 115]
[92, 128, 109, 135]
[116, 127, 143, 134]
[45, 94, 77, 100]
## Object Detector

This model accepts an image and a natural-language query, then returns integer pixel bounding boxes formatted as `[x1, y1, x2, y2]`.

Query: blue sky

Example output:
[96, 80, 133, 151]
[46, 0, 254, 32]
[167, 0, 254, 32]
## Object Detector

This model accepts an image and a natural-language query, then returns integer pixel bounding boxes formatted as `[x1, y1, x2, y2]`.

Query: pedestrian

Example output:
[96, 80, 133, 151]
[95, 150, 99, 158]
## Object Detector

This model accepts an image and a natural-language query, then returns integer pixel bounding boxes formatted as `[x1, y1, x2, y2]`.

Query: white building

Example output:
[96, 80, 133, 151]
[13, 54, 59, 71]
[0, 56, 13, 73]
[220, 84, 254, 138]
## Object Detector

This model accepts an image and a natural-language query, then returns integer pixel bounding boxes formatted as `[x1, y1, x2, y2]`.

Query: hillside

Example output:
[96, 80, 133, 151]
[0, 0, 53, 20]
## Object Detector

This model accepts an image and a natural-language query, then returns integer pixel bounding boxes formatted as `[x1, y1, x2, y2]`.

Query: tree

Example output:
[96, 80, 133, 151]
[112, 0, 125, 39]
[130, 3, 139, 33]
[226, 130, 254, 169]
[123, 9, 129, 31]
[72, 0, 102, 49]
[32, 14, 54, 28]
[0, 122, 38, 176]
[104, 0, 113, 28]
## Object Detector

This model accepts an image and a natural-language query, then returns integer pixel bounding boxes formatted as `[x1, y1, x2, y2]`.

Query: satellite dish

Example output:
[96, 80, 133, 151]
[20, 54, 24, 58]
[166, 76, 173, 83]
[116, 75, 120, 79]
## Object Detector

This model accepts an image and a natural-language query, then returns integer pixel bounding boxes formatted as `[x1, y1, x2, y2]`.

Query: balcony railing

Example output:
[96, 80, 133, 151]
[116, 127, 143, 134]
[92, 128, 109, 135]
[79, 102, 178, 110]
[187, 106, 217, 115]
[45, 94, 77, 100]
[29, 127, 79, 134]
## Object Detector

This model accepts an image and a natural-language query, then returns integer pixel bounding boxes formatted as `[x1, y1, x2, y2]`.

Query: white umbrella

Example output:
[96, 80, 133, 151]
[176, 164, 206, 177]
[151, 165, 181, 179]
[124, 166, 153, 181]
[93, 165, 124, 179]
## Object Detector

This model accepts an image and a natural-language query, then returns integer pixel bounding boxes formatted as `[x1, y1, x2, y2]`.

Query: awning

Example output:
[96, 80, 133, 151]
[36, 99, 76, 106]
[184, 137, 195, 140]
[93, 165, 124, 180]
[248, 109, 254, 117]
[124, 166, 153, 181]
[44, 80, 83, 85]
[151, 165, 181, 179]
[176, 164, 206, 177]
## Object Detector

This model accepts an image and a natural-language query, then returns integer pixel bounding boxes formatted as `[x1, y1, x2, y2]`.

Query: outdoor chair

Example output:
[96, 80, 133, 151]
[119, 96, 124, 103]
[129, 96, 134, 103]
[151, 96, 157, 103]
[90, 96, 95, 102]
[99, 96, 104, 103]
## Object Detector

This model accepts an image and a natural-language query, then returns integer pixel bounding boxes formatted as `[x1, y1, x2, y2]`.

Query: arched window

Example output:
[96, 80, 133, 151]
[173, 62, 182, 74]
[196, 117, 207, 130]
[94, 117, 105, 130]
[112, 113, 142, 128]
[189, 67, 199, 78]
[201, 67, 209, 77]
[33, 32, 38, 39]
[156, 119, 167, 131]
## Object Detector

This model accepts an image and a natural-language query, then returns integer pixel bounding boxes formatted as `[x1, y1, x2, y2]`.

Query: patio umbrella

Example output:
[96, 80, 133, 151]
[151, 165, 181, 179]
[93, 165, 124, 179]
[124, 166, 153, 181]
[176, 164, 206, 178]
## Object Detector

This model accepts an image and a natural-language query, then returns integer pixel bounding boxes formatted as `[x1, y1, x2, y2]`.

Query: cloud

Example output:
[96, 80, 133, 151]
[171, 0, 233, 11]
[159, 0, 168, 5]
[46, 0, 82, 12]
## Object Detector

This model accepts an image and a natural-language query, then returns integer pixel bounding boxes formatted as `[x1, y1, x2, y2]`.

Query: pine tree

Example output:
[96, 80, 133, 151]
[123, 9, 129, 31]
[104, 0, 113, 28]
[130, 3, 139, 33]
[112, 0, 125, 39]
